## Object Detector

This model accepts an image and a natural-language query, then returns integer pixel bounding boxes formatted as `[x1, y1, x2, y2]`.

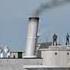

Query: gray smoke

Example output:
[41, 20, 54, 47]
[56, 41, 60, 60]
[34, 0, 70, 16]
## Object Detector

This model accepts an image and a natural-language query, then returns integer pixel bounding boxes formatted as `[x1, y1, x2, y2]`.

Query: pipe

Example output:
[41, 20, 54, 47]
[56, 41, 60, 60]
[25, 17, 39, 58]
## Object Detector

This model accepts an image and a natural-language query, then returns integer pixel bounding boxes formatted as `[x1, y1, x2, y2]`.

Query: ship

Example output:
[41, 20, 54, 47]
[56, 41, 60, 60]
[0, 0, 70, 70]
[0, 16, 70, 70]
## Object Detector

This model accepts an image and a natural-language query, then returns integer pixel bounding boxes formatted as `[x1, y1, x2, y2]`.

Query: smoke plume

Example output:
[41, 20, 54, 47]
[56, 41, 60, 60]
[33, 0, 70, 16]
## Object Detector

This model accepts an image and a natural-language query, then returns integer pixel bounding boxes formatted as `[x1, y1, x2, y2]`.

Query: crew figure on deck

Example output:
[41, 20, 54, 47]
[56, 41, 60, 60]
[53, 33, 57, 46]
[66, 33, 70, 45]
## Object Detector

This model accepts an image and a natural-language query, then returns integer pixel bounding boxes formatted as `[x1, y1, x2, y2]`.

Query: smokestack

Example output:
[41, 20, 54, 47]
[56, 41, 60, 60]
[25, 17, 39, 58]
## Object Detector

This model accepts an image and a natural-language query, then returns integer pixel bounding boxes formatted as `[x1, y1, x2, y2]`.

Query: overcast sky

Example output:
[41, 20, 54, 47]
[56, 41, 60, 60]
[0, 0, 70, 51]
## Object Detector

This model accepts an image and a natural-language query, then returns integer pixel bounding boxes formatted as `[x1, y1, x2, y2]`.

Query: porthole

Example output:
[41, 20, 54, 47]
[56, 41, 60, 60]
[55, 52, 57, 55]
[67, 52, 69, 55]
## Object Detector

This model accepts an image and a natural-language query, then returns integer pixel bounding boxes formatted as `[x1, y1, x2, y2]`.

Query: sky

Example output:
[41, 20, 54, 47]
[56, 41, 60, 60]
[0, 0, 70, 51]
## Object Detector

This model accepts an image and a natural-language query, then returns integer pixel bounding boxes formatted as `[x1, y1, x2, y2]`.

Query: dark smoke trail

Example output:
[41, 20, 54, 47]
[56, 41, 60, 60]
[33, 0, 70, 16]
